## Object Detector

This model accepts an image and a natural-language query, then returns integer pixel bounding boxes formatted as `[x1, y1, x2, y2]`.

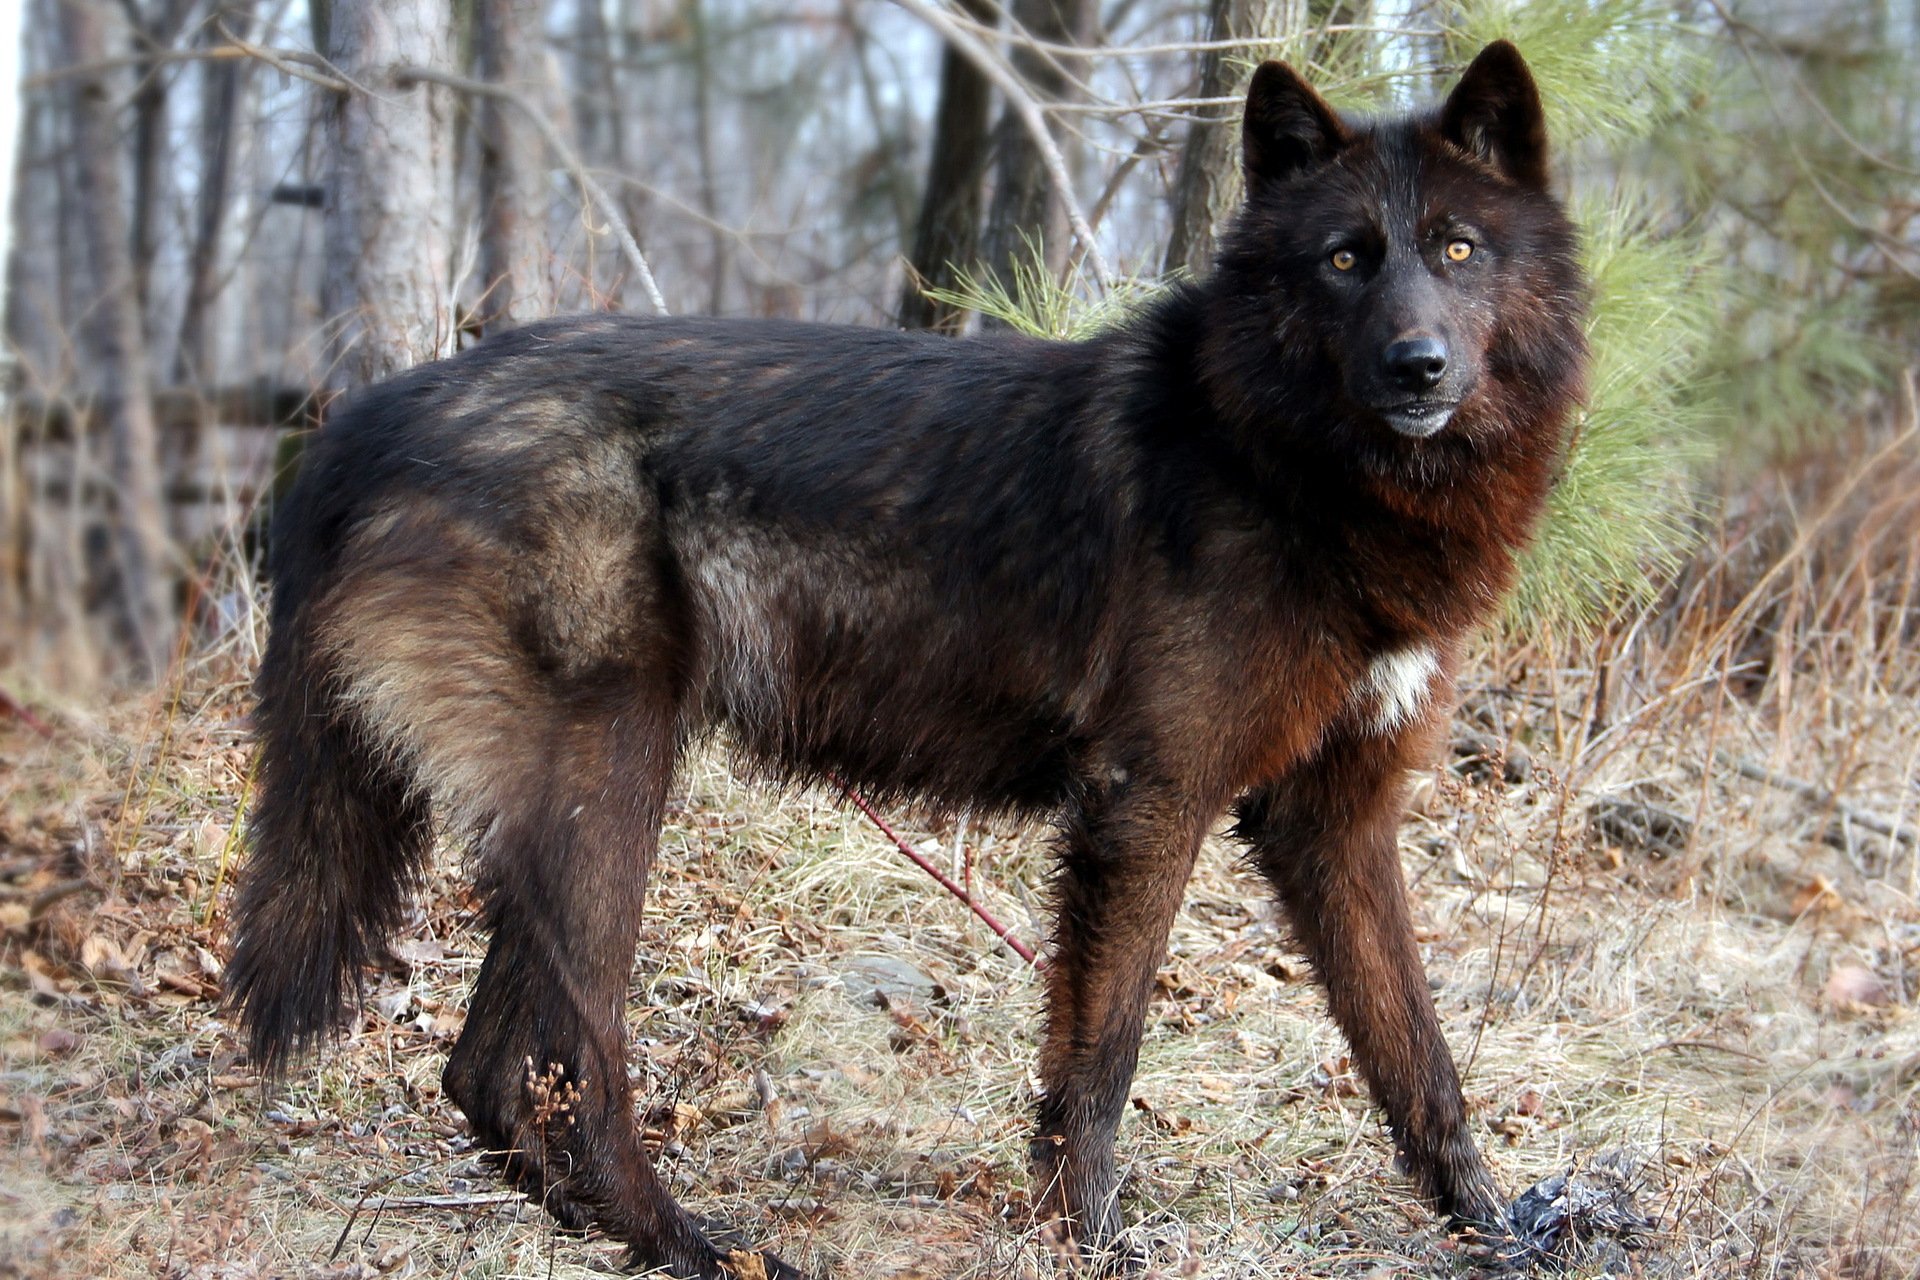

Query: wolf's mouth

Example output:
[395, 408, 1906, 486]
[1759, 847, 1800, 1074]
[1380, 402, 1457, 438]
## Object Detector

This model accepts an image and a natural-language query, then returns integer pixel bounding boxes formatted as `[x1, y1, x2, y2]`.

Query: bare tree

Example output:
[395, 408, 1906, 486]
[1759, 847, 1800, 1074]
[176, 0, 258, 383]
[60, 0, 172, 676]
[7, 6, 80, 391]
[569, 0, 622, 171]
[318, 0, 455, 387]
[0, 0, 27, 647]
[979, 0, 1096, 298]
[473, 0, 554, 329]
[1164, 0, 1299, 277]
[899, 0, 997, 332]
[0, 0, 27, 370]
[124, 0, 199, 331]
[688, 0, 728, 314]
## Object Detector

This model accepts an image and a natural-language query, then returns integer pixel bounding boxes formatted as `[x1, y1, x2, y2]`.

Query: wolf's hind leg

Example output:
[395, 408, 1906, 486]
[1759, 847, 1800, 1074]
[438, 696, 805, 1280]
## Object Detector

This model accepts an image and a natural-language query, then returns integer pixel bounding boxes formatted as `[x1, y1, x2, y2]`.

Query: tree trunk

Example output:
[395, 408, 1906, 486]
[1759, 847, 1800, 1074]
[320, 0, 455, 388]
[1164, 0, 1299, 277]
[126, 0, 198, 334]
[176, 0, 257, 383]
[0, 0, 27, 646]
[474, 0, 554, 329]
[688, 0, 728, 314]
[9, 5, 76, 388]
[979, 0, 1094, 306]
[899, 0, 997, 332]
[0, 0, 23, 346]
[60, 0, 173, 678]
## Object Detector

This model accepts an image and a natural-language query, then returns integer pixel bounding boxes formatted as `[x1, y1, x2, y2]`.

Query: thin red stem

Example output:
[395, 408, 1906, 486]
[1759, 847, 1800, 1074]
[0, 687, 53, 738]
[830, 775, 1041, 969]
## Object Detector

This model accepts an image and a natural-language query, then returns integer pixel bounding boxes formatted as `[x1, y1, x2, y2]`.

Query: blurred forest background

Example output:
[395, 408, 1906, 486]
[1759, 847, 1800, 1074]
[0, 0, 1915, 682]
[3, 2, 1920, 1278]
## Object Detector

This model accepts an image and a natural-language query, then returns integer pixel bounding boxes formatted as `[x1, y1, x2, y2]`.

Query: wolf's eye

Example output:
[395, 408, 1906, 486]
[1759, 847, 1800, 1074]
[1445, 238, 1474, 262]
[1330, 248, 1358, 271]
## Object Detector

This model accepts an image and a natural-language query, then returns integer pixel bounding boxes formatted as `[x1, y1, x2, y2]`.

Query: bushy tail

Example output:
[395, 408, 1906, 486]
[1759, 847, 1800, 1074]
[224, 595, 433, 1074]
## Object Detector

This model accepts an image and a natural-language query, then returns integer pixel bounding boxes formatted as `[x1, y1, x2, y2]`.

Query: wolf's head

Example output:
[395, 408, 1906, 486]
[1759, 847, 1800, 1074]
[1202, 42, 1587, 474]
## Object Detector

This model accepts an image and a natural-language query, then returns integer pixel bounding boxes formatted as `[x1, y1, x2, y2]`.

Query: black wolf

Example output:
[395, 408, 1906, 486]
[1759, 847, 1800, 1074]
[227, 42, 1585, 1278]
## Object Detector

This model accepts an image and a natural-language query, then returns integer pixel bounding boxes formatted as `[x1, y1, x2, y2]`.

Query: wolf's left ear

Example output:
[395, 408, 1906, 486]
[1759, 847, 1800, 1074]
[1242, 61, 1351, 187]
[1440, 41, 1550, 189]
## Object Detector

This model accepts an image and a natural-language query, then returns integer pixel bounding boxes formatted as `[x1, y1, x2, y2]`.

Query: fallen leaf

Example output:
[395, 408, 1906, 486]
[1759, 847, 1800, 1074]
[727, 1250, 770, 1280]
[1792, 875, 1845, 917]
[37, 1027, 80, 1056]
[1826, 963, 1889, 1012]
[389, 938, 447, 968]
[156, 968, 208, 998]
[1194, 1074, 1237, 1103]
[22, 951, 67, 1000]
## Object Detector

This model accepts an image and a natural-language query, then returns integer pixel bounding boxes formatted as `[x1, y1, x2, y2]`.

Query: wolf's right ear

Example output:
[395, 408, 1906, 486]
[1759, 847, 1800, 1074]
[1242, 61, 1351, 187]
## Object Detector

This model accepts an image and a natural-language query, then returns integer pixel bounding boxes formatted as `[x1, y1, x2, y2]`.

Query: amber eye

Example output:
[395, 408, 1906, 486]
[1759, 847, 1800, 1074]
[1445, 238, 1474, 262]
[1330, 248, 1358, 271]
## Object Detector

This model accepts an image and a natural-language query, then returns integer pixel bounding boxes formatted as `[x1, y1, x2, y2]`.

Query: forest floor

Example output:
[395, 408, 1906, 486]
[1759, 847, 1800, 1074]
[3, 424, 1918, 1280]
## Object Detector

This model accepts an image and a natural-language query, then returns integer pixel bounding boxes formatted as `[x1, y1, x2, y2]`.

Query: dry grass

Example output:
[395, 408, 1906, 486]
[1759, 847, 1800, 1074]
[3, 422, 1917, 1280]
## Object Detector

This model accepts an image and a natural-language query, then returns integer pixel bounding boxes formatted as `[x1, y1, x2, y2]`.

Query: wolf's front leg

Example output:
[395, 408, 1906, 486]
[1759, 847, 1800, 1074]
[1234, 726, 1505, 1228]
[1032, 786, 1208, 1271]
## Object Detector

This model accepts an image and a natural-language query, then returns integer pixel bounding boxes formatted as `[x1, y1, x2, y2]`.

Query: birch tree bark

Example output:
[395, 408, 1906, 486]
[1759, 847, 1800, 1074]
[59, 0, 173, 677]
[473, 0, 553, 329]
[1164, 0, 1299, 277]
[319, 0, 455, 388]
[978, 0, 1095, 300]
[899, 0, 997, 332]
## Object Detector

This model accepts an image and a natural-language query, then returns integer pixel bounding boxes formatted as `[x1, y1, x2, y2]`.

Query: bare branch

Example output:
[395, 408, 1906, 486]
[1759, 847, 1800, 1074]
[22, 39, 351, 93]
[939, 9, 1438, 61]
[889, 0, 1115, 289]
[394, 64, 668, 315]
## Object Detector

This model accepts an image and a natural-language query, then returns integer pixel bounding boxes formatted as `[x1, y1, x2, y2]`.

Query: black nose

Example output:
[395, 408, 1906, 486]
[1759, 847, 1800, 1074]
[1384, 336, 1448, 391]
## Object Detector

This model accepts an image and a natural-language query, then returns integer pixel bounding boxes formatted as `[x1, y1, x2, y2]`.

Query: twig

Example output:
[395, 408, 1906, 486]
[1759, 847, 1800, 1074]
[1706, 0, 1920, 179]
[362, 1192, 525, 1210]
[218, 25, 362, 95]
[938, 11, 1441, 61]
[1716, 750, 1914, 847]
[394, 65, 668, 315]
[829, 774, 1042, 968]
[24, 37, 355, 95]
[1703, 0, 1920, 280]
[887, 0, 1115, 290]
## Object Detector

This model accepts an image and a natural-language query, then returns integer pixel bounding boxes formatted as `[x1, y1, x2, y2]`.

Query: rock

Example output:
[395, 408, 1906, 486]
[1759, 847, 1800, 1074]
[1494, 1153, 1652, 1270]
[837, 954, 937, 1005]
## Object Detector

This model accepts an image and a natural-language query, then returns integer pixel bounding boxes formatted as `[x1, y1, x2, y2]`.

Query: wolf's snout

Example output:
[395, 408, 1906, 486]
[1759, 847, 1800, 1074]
[1384, 336, 1449, 391]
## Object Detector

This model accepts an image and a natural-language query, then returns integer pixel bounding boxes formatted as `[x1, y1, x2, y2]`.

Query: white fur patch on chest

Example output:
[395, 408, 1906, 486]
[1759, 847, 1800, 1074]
[1350, 644, 1441, 735]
